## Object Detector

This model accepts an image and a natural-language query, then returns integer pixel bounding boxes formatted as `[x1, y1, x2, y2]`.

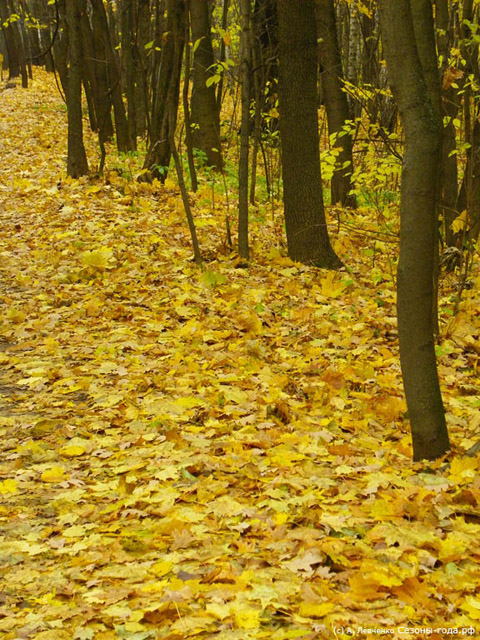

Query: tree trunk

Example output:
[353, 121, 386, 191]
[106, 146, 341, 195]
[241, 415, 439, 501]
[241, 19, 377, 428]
[183, 0, 198, 191]
[52, 0, 69, 95]
[134, 0, 151, 137]
[0, 0, 27, 85]
[65, 0, 89, 178]
[346, 3, 361, 116]
[316, 0, 356, 208]
[250, 0, 278, 202]
[238, 0, 252, 260]
[190, 0, 223, 169]
[87, 0, 114, 143]
[90, 0, 133, 152]
[215, 0, 229, 113]
[276, 0, 342, 268]
[144, 0, 185, 180]
[121, 0, 137, 149]
[378, 0, 450, 461]
[79, 8, 99, 132]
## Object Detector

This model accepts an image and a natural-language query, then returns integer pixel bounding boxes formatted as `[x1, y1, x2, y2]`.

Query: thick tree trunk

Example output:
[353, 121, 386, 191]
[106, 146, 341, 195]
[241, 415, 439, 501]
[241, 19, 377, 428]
[65, 0, 89, 178]
[316, 0, 356, 208]
[466, 119, 480, 244]
[276, 0, 342, 268]
[0, 0, 27, 85]
[379, 0, 450, 461]
[190, 0, 223, 169]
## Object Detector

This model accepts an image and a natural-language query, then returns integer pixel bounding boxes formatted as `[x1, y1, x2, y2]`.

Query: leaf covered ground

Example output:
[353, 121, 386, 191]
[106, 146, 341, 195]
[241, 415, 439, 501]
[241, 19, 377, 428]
[1, 72, 480, 640]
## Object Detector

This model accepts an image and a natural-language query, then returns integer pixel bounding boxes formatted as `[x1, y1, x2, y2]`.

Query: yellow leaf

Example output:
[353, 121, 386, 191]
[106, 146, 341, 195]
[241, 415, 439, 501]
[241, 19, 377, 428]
[449, 456, 478, 483]
[63, 524, 86, 537]
[451, 210, 468, 234]
[461, 596, 480, 620]
[81, 247, 113, 270]
[5, 307, 26, 323]
[320, 272, 348, 298]
[298, 601, 334, 618]
[124, 621, 146, 632]
[206, 603, 231, 620]
[150, 561, 172, 577]
[232, 604, 261, 629]
[370, 498, 397, 521]
[103, 603, 132, 619]
[59, 445, 86, 457]
[349, 572, 382, 600]
[223, 386, 249, 404]
[438, 531, 469, 562]
[274, 512, 289, 525]
[41, 466, 67, 483]
[0, 479, 18, 494]
[174, 396, 204, 408]
[84, 297, 103, 316]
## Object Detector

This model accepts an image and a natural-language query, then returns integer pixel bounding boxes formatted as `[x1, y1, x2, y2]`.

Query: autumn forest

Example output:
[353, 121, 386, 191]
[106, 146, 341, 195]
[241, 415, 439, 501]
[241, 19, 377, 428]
[0, 0, 480, 638]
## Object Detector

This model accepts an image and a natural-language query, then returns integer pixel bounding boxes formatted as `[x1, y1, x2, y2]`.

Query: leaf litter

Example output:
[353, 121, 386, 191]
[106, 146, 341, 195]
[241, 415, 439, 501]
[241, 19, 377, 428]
[0, 71, 479, 640]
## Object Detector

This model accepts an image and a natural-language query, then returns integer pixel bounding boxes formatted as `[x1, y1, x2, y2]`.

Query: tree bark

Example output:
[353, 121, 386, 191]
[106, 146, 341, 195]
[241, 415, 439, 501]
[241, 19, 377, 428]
[182, 0, 198, 191]
[215, 0, 229, 113]
[144, 0, 185, 180]
[134, 0, 151, 137]
[0, 0, 27, 85]
[276, 0, 342, 268]
[65, 0, 89, 178]
[238, 0, 252, 260]
[121, 0, 137, 149]
[190, 0, 223, 169]
[90, 0, 133, 152]
[316, 0, 356, 208]
[378, 0, 450, 461]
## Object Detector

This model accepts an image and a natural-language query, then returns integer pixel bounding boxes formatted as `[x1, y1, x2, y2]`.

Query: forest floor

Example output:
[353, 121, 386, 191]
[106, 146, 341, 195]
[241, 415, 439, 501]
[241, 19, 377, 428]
[1, 70, 480, 640]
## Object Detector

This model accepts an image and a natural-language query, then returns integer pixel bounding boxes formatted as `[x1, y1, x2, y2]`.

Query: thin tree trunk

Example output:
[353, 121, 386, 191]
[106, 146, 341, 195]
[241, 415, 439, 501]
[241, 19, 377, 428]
[90, 0, 133, 152]
[168, 105, 203, 264]
[144, 0, 185, 180]
[134, 0, 151, 137]
[316, 0, 356, 208]
[216, 0, 229, 114]
[183, 0, 198, 191]
[238, 0, 252, 260]
[66, 0, 89, 177]
[121, 0, 137, 149]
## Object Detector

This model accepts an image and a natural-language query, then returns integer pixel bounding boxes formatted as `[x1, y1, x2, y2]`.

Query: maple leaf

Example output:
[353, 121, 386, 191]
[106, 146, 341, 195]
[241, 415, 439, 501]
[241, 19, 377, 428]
[81, 247, 114, 270]
[0, 478, 17, 493]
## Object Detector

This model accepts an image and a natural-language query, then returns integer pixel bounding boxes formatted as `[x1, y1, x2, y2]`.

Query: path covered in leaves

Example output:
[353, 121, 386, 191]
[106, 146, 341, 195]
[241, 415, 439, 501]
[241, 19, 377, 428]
[1, 72, 480, 640]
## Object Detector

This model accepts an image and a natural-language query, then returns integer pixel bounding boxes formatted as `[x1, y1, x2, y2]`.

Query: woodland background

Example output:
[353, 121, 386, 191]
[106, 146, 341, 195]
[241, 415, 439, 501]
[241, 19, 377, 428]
[0, 1, 480, 639]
